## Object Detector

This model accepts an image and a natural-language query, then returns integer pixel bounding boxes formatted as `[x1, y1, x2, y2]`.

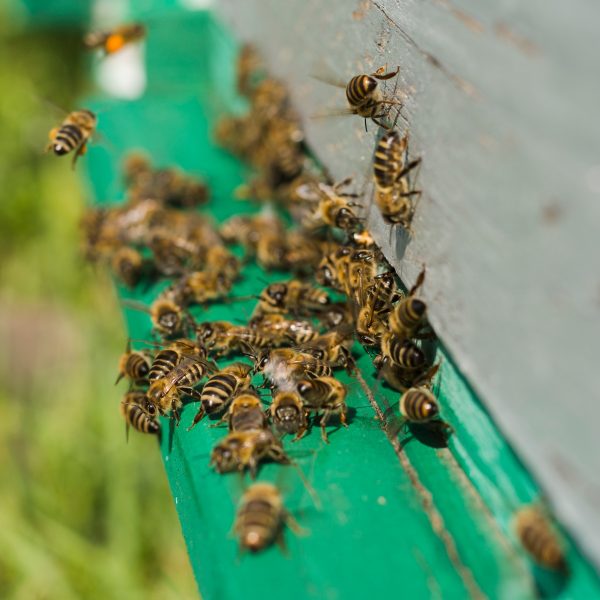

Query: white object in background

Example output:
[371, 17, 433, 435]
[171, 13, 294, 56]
[97, 44, 147, 100]
[180, 0, 214, 10]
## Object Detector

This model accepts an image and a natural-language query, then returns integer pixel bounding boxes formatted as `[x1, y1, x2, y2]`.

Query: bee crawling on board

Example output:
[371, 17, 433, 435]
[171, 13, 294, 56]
[234, 482, 305, 553]
[514, 506, 568, 573]
[372, 129, 422, 231]
[268, 391, 308, 441]
[46, 109, 97, 168]
[84, 23, 146, 56]
[120, 391, 160, 438]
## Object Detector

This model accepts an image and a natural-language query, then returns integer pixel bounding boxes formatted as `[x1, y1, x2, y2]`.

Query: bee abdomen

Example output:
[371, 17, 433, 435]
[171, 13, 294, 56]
[54, 124, 83, 154]
[390, 338, 425, 369]
[201, 373, 237, 410]
[400, 388, 438, 422]
[346, 75, 377, 107]
[149, 349, 179, 381]
[121, 400, 160, 434]
[238, 500, 279, 550]
[126, 353, 150, 379]
[516, 509, 566, 571]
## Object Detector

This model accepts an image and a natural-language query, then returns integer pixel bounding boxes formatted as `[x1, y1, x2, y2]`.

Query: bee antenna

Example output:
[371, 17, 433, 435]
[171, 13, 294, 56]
[122, 299, 151, 314]
[289, 460, 322, 511]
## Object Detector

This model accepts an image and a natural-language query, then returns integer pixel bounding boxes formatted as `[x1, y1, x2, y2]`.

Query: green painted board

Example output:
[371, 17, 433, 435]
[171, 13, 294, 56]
[82, 9, 600, 600]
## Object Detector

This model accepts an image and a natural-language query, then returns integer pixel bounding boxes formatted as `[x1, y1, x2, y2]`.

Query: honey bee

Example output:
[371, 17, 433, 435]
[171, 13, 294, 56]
[296, 376, 348, 443]
[147, 230, 206, 277]
[219, 390, 268, 433]
[205, 245, 241, 284]
[115, 339, 152, 385]
[248, 314, 320, 347]
[254, 281, 330, 317]
[298, 327, 355, 370]
[255, 348, 333, 391]
[388, 268, 432, 342]
[256, 231, 289, 271]
[120, 391, 160, 437]
[373, 130, 421, 229]
[148, 339, 205, 382]
[399, 386, 441, 423]
[188, 363, 253, 429]
[84, 23, 146, 55]
[355, 303, 388, 346]
[111, 246, 145, 288]
[170, 269, 233, 306]
[285, 232, 332, 274]
[145, 352, 210, 422]
[150, 298, 192, 338]
[514, 507, 567, 572]
[46, 109, 97, 167]
[210, 429, 289, 478]
[314, 180, 362, 233]
[377, 360, 439, 393]
[234, 483, 303, 553]
[269, 391, 308, 440]
[196, 321, 244, 357]
[380, 334, 426, 372]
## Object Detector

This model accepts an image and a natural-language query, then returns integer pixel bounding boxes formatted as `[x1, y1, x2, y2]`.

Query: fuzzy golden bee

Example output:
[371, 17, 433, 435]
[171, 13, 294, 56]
[210, 429, 289, 478]
[388, 268, 432, 341]
[254, 280, 330, 317]
[234, 483, 303, 553]
[514, 507, 567, 572]
[269, 391, 308, 440]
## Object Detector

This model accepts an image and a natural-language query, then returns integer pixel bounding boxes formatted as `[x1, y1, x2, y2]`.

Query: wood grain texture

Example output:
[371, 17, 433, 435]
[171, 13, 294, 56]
[217, 0, 600, 570]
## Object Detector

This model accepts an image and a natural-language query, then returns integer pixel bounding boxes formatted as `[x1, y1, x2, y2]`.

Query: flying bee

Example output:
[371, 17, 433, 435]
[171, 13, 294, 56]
[120, 391, 160, 437]
[269, 391, 308, 440]
[255, 348, 333, 391]
[296, 376, 348, 443]
[188, 363, 253, 429]
[84, 22, 146, 55]
[111, 246, 145, 288]
[254, 280, 330, 317]
[514, 507, 567, 572]
[373, 129, 421, 229]
[148, 339, 205, 382]
[234, 483, 303, 553]
[380, 334, 426, 372]
[115, 339, 152, 385]
[210, 429, 289, 478]
[46, 109, 97, 167]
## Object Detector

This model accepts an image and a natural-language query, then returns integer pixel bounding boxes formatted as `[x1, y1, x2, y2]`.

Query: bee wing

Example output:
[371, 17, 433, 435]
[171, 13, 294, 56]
[310, 62, 347, 89]
[309, 108, 355, 120]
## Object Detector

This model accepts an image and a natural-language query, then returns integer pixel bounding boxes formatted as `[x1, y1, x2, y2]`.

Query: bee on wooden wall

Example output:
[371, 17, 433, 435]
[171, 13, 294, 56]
[234, 483, 303, 553]
[373, 130, 421, 230]
[84, 23, 146, 55]
[46, 109, 97, 167]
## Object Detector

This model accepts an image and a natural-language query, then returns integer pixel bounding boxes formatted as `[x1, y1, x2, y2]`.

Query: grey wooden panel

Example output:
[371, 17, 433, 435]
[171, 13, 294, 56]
[217, 0, 600, 569]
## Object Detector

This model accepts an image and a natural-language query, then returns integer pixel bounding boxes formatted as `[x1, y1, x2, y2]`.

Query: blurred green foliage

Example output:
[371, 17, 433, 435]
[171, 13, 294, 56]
[0, 17, 197, 600]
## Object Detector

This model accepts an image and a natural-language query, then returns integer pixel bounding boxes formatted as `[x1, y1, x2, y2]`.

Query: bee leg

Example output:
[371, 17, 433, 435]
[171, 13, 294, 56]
[283, 510, 309, 537]
[187, 406, 206, 431]
[319, 411, 331, 444]
[339, 407, 349, 428]
[373, 65, 400, 80]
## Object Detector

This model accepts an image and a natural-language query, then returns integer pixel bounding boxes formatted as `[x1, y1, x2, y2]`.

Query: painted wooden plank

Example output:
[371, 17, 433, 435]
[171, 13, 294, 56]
[216, 0, 600, 571]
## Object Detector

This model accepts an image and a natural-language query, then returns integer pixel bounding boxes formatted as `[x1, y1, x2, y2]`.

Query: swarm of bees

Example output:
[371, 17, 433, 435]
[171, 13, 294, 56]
[75, 35, 568, 570]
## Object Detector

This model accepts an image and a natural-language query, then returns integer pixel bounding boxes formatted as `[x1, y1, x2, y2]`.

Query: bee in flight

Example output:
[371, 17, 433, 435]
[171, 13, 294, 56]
[84, 23, 146, 56]
[315, 65, 402, 130]
[46, 109, 97, 167]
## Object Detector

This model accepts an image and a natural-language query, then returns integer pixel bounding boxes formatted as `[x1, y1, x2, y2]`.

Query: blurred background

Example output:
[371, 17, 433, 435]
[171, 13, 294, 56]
[0, 3, 197, 598]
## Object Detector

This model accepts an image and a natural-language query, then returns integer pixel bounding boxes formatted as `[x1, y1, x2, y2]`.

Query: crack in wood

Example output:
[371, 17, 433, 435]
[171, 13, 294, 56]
[355, 370, 486, 599]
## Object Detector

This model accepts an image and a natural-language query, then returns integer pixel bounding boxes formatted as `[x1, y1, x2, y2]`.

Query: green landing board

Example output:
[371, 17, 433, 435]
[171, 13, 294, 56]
[81, 9, 600, 600]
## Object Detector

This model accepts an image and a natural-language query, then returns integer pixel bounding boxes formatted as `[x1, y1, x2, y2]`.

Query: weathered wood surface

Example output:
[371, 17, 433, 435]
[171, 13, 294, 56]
[217, 0, 600, 569]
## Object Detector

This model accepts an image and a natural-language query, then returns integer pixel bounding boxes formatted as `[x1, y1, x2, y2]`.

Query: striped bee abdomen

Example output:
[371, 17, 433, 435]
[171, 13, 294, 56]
[201, 372, 238, 413]
[345, 75, 377, 107]
[400, 387, 439, 422]
[53, 124, 83, 155]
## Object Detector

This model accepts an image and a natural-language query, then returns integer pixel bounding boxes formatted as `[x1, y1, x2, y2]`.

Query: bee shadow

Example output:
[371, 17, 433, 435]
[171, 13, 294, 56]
[397, 421, 451, 450]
